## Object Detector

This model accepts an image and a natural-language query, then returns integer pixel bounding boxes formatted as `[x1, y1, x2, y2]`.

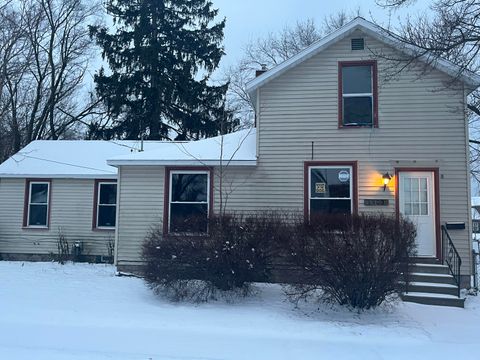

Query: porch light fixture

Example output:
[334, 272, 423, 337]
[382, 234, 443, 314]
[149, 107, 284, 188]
[382, 172, 392, 191]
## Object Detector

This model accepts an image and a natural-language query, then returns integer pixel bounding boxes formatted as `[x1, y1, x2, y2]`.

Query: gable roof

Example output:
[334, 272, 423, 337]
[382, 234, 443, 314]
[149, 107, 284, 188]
[0, 140, 169, 179]
[246, 17, 480, 100]
[107, 128, 257, 167]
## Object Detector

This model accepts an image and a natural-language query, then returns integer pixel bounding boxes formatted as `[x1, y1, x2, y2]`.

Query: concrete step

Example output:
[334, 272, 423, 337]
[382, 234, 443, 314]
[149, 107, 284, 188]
[409, 263, 450, 275]
[410, 257, 441, 265]
[408, 272, 457, 285]
[402, 292, 465, 308]
[404, 281, 459, 296]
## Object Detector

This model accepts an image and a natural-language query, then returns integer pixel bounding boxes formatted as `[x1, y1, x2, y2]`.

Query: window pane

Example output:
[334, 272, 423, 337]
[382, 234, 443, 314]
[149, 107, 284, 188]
[29, 204, 47, 226]
[170, 203, 208, 233]
[98, 206, 116, 227]
[343, 97, 373, 126]
[412, 178, 419, 192]
[171, 174, 207, 202]
[100, 184, 117, 205]
[404, 203, 412, 216]
[31, 183, 48, 204]
[310, 199, 351, 215]
[311, 168, 350, 199]
[420, 203, 428, 215]
[342, 65, 372, 94]
[420, 188, 428, 202]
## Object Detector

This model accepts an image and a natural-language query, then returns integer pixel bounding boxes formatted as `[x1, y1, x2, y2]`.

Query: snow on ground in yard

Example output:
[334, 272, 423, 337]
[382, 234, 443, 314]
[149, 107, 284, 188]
[0, 262, 479, 360]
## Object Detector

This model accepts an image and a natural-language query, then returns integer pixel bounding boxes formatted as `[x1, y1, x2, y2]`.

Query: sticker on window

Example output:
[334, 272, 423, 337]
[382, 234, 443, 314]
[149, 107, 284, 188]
[315, 183, 326, 193]
[338, 170, 350, 183]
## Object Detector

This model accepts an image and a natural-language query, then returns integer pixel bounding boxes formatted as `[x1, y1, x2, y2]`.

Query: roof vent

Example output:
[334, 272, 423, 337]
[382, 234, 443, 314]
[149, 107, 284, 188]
[351, 38, 365, 51]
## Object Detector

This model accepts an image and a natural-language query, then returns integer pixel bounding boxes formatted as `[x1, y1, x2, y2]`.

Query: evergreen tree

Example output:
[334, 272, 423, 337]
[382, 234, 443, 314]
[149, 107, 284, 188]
[90, 0, 229, 140]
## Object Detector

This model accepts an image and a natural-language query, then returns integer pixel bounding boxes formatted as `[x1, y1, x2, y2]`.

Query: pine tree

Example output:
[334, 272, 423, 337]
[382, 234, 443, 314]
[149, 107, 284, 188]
[89, 0, 229, 140]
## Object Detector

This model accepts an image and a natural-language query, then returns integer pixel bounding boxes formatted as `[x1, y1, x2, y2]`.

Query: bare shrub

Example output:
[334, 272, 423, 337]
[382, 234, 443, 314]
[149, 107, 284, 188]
[284, 213, 417, 310]
[142, 212, 292, 302]
[52, 227, 70, 264]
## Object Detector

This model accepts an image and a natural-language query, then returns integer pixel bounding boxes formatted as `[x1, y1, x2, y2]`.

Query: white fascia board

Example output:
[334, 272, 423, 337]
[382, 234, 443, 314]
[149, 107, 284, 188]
[246, 17, 480, 99]
[246, 19, 359, 96]
[0, 173, 117, 179]
[107, 159, 257, 167]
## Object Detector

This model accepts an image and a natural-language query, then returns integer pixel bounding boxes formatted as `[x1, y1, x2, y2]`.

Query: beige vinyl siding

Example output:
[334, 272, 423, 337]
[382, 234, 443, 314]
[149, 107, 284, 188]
[252, 31, 471, 274]
[116, 31, 471, 276]
[116, 166, 164, 265]
[0, 178, 114, 257]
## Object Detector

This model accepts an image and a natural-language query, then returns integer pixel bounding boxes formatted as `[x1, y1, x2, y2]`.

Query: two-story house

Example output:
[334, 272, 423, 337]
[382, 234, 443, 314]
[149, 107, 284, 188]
[0, 18, 478, 306]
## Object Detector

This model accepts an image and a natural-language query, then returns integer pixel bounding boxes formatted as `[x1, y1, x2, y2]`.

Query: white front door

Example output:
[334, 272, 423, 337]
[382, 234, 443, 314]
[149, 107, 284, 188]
[399, 171, 436, 257]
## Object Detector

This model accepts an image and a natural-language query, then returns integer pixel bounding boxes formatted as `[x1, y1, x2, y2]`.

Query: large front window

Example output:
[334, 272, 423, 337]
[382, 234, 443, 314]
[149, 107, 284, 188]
[339, 61, 377, 127]
[169, 171, 209, 233]
[26, 181, 50, 227]
[308, 166, 353, 217]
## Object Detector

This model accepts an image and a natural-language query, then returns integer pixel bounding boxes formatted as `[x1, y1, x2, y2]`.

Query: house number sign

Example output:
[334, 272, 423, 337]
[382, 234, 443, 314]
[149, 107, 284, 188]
[315, 182, 326, 193]
[364, 199, 389, 206]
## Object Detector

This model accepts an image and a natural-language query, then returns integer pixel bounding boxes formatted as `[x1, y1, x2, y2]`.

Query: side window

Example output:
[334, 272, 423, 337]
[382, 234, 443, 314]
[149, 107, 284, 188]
[168, 171, 209, 233]
[26, 181, 50, 227]
[339, 61, 377, 127]
[309, 166, 353, 217]
[95, 182, 117, 228]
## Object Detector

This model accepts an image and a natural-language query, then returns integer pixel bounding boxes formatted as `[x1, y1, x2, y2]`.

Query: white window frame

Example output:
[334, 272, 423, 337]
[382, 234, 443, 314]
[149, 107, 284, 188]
[168, 170, 210, 234]
[96, 182, 117, 229]
[27, 181, 50, 228]
[308, 166, 353, 217]
[342, 64, 374, 126]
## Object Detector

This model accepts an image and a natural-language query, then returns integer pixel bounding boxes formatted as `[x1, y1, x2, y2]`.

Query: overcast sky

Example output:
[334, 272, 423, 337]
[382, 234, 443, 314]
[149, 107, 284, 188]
[212, 0, 431, 70]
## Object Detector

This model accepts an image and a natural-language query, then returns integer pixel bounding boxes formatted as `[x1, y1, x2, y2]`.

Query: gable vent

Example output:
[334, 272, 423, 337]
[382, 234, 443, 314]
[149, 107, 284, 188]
[351, 38, 365, 51]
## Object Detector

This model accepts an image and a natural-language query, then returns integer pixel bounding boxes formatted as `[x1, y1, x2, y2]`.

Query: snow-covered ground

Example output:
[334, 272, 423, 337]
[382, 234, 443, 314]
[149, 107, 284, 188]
[0, 261, 479, 360]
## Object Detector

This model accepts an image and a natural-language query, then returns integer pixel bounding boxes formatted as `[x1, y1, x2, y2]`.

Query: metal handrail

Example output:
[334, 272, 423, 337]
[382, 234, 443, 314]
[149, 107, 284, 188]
[441, 225, 462, 297]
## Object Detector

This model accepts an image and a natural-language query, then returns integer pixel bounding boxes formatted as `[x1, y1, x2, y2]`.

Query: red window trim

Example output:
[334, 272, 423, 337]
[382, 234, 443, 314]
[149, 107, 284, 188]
[303, 161, 358, 219]
[395, 167, 441, 260]
[23, 178, 52, 229]
[163, 166, 214, 235]
[338, 60, 378, 129]
[92, 179, 117, 231]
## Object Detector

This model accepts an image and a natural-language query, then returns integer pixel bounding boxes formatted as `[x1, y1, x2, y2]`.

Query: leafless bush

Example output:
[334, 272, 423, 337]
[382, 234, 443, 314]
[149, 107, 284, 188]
[52, 227, 70, 264]
[142, 212, 292, 302]
[284, 214, 417, 310]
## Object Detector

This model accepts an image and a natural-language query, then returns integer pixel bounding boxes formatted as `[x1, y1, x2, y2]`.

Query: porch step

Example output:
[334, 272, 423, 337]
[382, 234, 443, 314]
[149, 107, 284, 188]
[409, 257, 441, 265]
[402, 262, 463, 307]
[408, 272, 457, 285]
[409, 263, 450, 274]
[404, 281, 459, 296]
[402, 292, 465, 308]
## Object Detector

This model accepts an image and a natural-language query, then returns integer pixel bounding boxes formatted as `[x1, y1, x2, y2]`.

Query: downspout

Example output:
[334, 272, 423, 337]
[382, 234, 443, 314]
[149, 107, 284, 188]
[256, 88, 260, 161]
[113, 165, 121, 266]
[464, 83, 473, 281]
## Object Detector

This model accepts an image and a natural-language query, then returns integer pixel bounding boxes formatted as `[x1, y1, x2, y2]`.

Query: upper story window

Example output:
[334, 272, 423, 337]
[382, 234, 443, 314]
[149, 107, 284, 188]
[24, 180, 50, 228]
[94, 181, 117, 229]
[338, 61, 378, 128]
[167, 170, 210, 234]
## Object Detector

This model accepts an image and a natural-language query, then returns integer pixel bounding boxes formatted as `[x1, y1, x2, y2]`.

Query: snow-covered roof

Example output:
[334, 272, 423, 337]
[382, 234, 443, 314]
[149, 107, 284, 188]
[246, 17, 480, 102]
[107, 128, 257, 167]
[0, 140, 168, 179]
[0, 129, 257, 178]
